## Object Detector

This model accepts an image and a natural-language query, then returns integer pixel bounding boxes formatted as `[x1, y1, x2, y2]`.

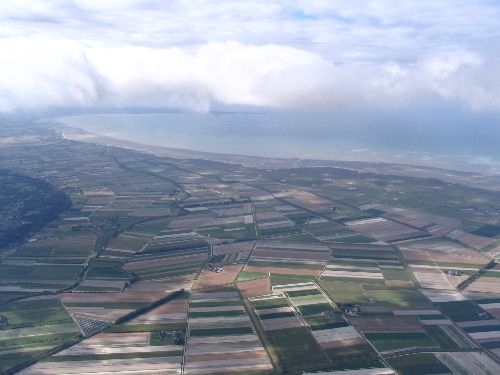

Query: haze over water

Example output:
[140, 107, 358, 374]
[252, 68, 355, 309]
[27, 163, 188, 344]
[59, 109, 500, 174]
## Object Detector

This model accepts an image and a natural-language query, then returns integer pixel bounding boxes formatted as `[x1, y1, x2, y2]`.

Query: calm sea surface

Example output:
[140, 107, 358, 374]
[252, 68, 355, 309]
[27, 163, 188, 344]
[57, 110, 500, 173]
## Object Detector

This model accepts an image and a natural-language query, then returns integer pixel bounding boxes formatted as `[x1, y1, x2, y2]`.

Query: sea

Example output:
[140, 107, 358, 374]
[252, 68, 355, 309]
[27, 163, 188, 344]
[57, 108, 500, 174]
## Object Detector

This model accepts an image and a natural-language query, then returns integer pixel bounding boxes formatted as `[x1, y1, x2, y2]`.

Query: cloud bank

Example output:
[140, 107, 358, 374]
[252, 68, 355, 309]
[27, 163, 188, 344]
[1, 1, 500, 112]
[0, 38, 499, 112]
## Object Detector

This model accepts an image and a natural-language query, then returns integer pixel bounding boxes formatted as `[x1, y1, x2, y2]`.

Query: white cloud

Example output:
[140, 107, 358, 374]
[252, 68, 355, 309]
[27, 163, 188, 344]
[1, 38, 500, 112]
[0, 38, 102, 111]
[1, 1, 499, 62]
[0, 1, 500, 112]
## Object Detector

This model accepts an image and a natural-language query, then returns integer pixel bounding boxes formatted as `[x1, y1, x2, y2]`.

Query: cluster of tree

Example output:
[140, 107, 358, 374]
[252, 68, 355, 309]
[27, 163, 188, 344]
[0, 169, 71, 249]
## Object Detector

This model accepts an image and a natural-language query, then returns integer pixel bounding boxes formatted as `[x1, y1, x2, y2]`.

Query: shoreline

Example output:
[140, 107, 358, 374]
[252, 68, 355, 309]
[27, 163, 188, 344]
[47, 119, 500, 192]
[54, 122, 297, 169]
[55, 112, 500, 176]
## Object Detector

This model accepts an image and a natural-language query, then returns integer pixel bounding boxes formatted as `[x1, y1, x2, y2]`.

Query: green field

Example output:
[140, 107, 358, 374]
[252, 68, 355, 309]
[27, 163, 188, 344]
[364, 331, 438, 351]
[386, 353, 452, 375]
[265, 327, 331, 374]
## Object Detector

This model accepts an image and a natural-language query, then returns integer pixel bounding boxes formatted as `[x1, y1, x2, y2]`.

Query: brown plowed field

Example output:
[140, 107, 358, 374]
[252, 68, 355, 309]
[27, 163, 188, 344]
[238, 278, 271, 298]
[192, 264, 243, 290]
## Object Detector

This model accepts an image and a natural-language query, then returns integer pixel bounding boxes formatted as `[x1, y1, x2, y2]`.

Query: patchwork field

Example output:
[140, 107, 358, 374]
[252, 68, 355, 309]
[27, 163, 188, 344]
[344, 217, 428, 243]
[242, 241, 331, 281]
[185, 289, 273, 374]
[21, 294, 188, 375]
[3, 123, 500, 373]
[0, 296, 81, 372]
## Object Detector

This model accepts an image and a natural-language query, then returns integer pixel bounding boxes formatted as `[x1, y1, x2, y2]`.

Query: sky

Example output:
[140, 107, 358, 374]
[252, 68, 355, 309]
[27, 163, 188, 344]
[1, 0, 500, 112]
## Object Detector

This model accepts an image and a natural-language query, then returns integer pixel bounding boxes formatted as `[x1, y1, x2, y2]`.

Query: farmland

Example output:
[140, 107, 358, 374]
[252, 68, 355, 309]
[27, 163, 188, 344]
[1, 121, 500, 373]
[22, 293, 188, 374]
[185, 289, 273, 374]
